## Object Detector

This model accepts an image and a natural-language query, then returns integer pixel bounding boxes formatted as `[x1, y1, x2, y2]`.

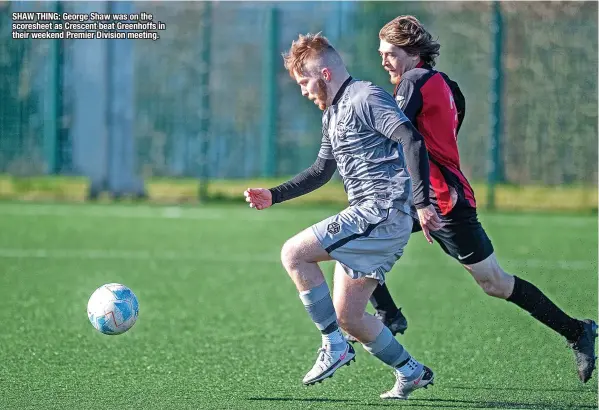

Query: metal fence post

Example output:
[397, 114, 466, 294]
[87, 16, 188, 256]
[198, 1, 212, 201]
[43, 0, 61, 174]
[261, 6, 278, 178]
[487, 0, 504, 210]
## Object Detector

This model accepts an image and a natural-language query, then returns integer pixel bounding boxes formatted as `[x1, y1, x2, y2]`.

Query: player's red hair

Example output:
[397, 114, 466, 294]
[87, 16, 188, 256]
[282, 32, 336, 78]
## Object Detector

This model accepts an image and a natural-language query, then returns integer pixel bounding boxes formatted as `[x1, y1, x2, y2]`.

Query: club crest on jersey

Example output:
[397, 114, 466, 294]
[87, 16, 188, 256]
[327, 222, 341, 235]
[334, 121, 349, 140]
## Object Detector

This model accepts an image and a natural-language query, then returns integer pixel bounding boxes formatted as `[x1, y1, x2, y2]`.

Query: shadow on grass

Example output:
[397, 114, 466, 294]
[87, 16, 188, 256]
[247, 397, 451, 407]
[411, 397, 597, 410]
[445, 384, 593, 394]
[248, 396, 597, 409]
[247, 397, 356, 404]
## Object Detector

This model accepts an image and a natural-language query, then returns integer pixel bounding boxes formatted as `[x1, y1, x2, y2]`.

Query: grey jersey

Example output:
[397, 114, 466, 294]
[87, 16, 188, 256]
[318, 79, 413, 214]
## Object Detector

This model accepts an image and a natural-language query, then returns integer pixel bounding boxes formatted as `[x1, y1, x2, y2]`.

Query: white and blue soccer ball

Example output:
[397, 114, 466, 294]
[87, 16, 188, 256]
[87, 283, 139, 335]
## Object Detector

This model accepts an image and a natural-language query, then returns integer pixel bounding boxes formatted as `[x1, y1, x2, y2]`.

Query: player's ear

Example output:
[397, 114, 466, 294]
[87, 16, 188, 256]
[321, 68, 331, 82]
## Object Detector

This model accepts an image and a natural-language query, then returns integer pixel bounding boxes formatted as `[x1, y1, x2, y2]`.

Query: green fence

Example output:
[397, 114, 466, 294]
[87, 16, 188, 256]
[1, 1, 597, 188]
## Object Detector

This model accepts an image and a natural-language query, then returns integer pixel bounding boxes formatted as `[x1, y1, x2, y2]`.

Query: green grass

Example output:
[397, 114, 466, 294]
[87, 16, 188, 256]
[0, 201, 597, 409]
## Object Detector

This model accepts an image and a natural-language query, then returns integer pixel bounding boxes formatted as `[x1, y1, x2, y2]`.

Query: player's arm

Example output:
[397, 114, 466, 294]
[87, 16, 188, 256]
[244, 134, 336, 210]
[268, 156, 337, 204]
[388, 122, 430, 208]
[269, 128, 336, 204]
[395, 79, 422, 124]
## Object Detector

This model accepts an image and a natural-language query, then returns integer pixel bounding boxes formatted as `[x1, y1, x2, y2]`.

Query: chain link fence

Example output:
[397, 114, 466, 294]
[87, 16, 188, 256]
[1, 1, 597, 186]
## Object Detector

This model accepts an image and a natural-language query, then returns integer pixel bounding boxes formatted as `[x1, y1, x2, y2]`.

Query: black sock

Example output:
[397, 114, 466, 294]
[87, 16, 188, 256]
[507, 276, 583, 342]
[370, 283, 399, 319]
[322, 322, 339, 335]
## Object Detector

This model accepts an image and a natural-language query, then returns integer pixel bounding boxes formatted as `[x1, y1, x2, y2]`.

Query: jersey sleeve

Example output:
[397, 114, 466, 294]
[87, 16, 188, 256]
[269, 157, 337, 204]
[317, 120, 334, 160]
[442, 74, 466, 134]
[354, 87, 409, 138]
[388, 122, 431, 208]
[395, 78, 423, 124]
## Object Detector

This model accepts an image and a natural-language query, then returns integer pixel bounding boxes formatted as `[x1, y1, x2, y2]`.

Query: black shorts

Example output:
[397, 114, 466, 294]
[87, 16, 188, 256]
[411, 206, 494, 265]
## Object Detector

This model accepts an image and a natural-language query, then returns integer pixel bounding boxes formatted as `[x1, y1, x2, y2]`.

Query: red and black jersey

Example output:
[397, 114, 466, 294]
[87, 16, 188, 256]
[394, 62, 476, 215]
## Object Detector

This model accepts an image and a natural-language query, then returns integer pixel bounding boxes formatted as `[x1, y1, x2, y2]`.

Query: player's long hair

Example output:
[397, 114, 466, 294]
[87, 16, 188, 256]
[379, 15, 440, 67]
[282, 32, 339, 78]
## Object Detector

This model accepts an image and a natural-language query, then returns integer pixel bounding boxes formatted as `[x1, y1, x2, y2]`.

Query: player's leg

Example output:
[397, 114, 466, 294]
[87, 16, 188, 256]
[346, 219, 427, 343]
[280, 226, 355, 385]
[441, 207, 597, 383]
[464, 253, 597, 383]
[369, 283, 399, 320]
[298, 204, 396, 385]
[281, 226, 331, 291]
[345, 280, 408, 344]
[328, 207, 434, 399]
[368, 218, 426, 333]
[332, 262, 385, 343]
[332, 262, 434, 399]
[464, 252, 586, 337]
[370, 283, 408, 334]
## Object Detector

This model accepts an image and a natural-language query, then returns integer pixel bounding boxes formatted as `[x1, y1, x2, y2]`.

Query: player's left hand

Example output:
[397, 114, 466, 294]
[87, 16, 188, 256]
[243, 188, 273, 210]
[416, 204, 444, 244]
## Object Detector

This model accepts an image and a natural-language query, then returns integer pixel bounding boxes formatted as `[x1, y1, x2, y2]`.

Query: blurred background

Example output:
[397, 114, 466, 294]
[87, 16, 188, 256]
[0, 1, 597, 211]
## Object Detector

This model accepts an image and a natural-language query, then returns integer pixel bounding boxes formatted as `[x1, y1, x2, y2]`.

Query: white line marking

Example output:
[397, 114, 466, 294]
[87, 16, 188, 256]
[0, 248, 278, 263]
[0, 204, 316, 222]
[0, 248, 594, 271]
[0, 205, 228, 220]
[0, 203, 595, 227]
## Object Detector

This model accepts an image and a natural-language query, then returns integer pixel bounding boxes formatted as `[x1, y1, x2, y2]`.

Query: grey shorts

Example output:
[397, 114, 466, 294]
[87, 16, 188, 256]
[311, 202, 413, 284]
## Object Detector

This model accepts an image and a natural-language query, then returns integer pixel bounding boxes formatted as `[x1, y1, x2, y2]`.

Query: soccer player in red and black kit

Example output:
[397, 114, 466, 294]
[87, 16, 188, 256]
[346, 15, 597, 386]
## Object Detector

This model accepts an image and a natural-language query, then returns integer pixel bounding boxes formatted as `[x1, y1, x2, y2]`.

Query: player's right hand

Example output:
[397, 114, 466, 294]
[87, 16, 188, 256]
[243, 188, 273, 210]
[416, 204, 444, 244]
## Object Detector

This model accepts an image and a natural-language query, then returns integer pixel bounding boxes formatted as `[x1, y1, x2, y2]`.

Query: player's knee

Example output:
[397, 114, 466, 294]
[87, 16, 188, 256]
[280, 238, 301, 273]
[467, 255, 512, 299]
[475, 268, 512, 299]
[477, 278, 503, 298]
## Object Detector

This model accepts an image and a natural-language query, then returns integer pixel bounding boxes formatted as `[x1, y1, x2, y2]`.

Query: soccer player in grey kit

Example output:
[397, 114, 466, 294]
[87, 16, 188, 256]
[245, 32, 442, 399]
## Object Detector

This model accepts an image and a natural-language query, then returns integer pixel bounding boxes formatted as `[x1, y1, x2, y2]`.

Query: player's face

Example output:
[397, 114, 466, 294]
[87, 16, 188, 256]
[294, 72, 328, 111]
[379, 40, 419, 85]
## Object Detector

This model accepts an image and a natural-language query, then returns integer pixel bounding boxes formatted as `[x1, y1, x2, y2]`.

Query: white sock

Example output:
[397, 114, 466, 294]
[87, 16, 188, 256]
[322, 328, 345, 350]
[396, 357, 423, 380]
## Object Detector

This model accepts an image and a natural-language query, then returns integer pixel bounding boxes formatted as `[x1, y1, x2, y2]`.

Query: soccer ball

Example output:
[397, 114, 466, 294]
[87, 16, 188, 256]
[87, 283, 139, 335]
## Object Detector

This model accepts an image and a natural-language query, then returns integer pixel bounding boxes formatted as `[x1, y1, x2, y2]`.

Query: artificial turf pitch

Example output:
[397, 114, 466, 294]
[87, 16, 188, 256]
[0, 202, 596, 409]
